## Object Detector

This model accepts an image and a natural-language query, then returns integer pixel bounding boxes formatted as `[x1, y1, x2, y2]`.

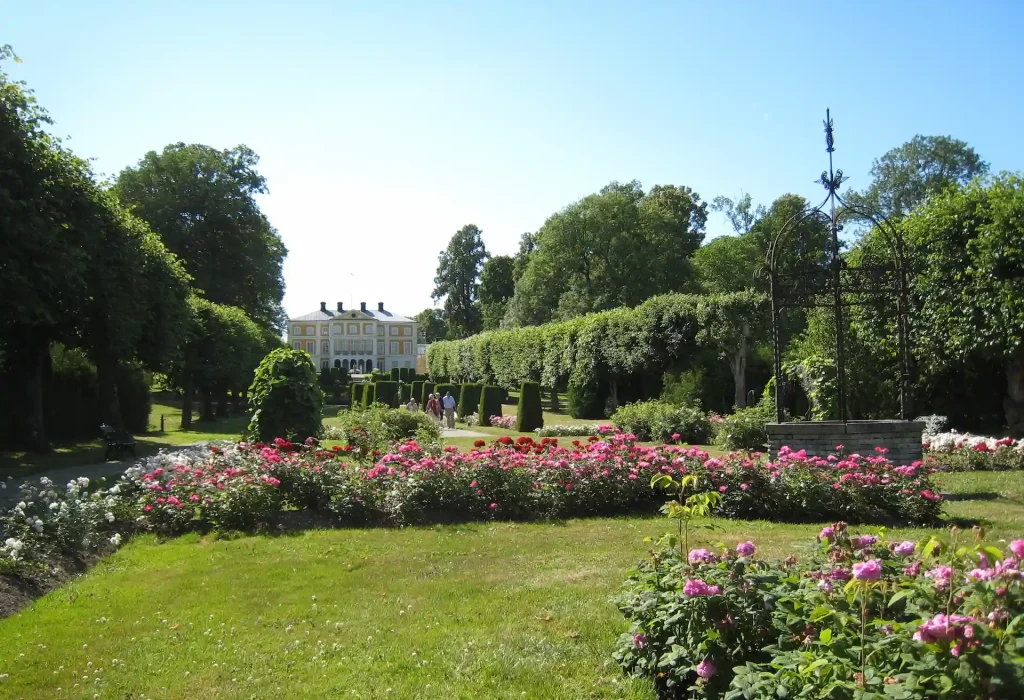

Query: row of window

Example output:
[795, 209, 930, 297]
[290, 324, 414, 337]
[319, 358, 414, 371]
[291, 340, 413, 355]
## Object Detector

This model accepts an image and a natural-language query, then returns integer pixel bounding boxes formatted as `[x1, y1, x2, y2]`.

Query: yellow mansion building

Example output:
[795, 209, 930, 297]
[288, 302, 418, 373]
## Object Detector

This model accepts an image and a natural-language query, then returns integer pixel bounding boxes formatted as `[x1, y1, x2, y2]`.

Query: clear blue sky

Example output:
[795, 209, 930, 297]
[5, 1, 1023, 320]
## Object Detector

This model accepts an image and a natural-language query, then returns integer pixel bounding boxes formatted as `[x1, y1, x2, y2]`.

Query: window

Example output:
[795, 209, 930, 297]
[365, 359, 373, 371]
[292, 342, 301, 350]
[321, 360, 328, 369]
[378, 340, 385, 354]
[292, 326, 300, 336]
[377, 326, 384, 336]
[405, 361, 412, 368]
[332, 324, 341, 335]
[348, 323, 359, 334]
[403, 341, 411, 355]
[334, 340, 342, 354]
[305, 341, 314, 353]
[305, 326, 314, 335]
[404, 326, 412, 336]
[366, 340, 374, 353]
[390, 341, 399, 354]
[334, 359, 341, 369]
[363, 323, 373, 335]
[389, 326, 397, 336]
[321, 326, 328, 336]
[321, 341, 329, 354]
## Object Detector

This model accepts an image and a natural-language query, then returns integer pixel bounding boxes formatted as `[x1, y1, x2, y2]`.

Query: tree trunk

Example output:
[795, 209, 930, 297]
[550, 387, 560, 412]
[731, 322, 749, 409]
[95, 353, 125, 431]
[216, 388, 229, 418]
[14, 338, 50, 451]
[181, 380, 194, 430]
[200, 391, 215, 422]
[1005, 350, 1024, 438]
[609, 378, 619, 412]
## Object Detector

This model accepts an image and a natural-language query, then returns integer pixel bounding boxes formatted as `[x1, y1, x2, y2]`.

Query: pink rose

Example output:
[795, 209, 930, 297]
[696, 658, 717, 679]
[852, 560, 882, 581]
[1010, 540, 1024, 559]
[736, 541, 756, 558]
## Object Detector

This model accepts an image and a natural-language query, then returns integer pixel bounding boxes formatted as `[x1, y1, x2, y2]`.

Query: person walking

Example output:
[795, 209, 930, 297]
[442, 391, 457, 429]
[406, 396, 419, 412]
[426, 393, 441, 424]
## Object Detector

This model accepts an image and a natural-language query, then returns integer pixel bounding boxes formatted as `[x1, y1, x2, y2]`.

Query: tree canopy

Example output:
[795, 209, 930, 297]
[114, 143, 287, 332]
[432, 224, 488, 339]
[478, 255, 516, 330]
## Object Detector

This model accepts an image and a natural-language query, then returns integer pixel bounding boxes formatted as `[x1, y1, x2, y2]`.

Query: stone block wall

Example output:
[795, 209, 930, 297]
[766, 420, 925, 466]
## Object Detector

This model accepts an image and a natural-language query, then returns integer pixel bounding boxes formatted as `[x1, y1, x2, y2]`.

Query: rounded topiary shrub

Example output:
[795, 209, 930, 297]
[374, 381, 399, 407]
[247, 348, 324, 443]
[516, 381, 543, 432]
[421, 381, 436, 407]
[478, 385, 504, 426]
[457, 383, 483, 419]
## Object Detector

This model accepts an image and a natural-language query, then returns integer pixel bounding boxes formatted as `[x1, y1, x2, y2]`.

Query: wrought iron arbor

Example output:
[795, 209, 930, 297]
[767, 110, 913, 423]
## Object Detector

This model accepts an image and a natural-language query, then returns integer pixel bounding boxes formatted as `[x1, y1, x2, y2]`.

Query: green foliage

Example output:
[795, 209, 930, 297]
[783, 354, 838, 420]
[411, 381, 424, 405]
[374, 381, 399, 408]
[504, 181, 708, 327]
[369, 369, 384, 383]
[114, 142, 287, 332]
[516, 382, 543, 432]
[330, 404, 442, 458]
[478, 385, 504, 426]
[479, 255, 516, 330]
[610, 400, 711, 443]
[400, 383, 412, 403]
[389, 368, 400, 382]
[247, 348, 323, 443]
[350, 383, 364, 405]
[457, 383, 483, 419]
[427, 292, 766, 410]
[414, 308, 446, 342]
[712, 399, 774, 451]
[692, 234, 761, 293]
[432, 224, 488, 339]
[567, 381, 603, 419]
[421, 382, 436, 406]
[363, 382, 376, 407]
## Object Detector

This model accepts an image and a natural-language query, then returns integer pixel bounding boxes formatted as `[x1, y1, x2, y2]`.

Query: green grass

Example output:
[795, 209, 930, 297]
[2, 471, 1023, 698]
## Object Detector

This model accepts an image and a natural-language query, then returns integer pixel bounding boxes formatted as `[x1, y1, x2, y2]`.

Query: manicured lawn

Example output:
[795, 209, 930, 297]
[2, 472, 1023, 698]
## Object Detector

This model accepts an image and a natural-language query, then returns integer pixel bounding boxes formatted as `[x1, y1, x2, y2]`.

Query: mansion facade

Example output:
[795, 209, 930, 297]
[288, 302, 418, 373]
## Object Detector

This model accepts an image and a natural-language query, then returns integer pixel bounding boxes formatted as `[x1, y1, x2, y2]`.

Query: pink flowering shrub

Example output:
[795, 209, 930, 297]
[489, 415, 518, 430]
[924, 434, 1024, 472]
[616, 524, 1024, 698]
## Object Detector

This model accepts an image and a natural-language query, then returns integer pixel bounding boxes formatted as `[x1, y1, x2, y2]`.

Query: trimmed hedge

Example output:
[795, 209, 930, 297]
[457, 383, 483, 419]
[246, 348, 323, 443]
[374, 381, 399, 407]
[400, 383, 412, 403]
[363, 382, 376, 407]
[421, 381, 436, 407]
[411, 381, 424, 405]
[478, 385, 504, 426]
[351, 383, 364, 405]
[426, 292, 765, 411]
[389, 368, 401, 382]
[516, 381, 543, 432]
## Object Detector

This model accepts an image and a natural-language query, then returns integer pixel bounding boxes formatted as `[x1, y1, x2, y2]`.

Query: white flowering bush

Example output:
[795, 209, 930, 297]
[535, 424, 603, 437]
[923, 430, 1024, 471]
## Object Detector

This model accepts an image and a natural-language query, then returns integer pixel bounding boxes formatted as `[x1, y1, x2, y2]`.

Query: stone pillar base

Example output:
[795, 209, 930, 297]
[766, 420, 925, 466]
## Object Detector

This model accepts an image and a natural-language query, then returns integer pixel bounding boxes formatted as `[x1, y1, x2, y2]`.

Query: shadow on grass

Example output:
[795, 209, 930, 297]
[942, 491, 1001, 502]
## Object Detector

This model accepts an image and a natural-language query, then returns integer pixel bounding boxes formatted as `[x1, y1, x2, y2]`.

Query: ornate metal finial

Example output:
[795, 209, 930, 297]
[824, 108, 835, 153]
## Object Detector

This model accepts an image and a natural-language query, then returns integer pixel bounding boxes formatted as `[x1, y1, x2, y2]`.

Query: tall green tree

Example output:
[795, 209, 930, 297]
[478, 255, 516, 330]
[847, 135, 988, 220]
[504, 181, 707, 327]
[906, 174, 1024, 434]
[414, 308, 447, 343]
[114, 143, 287, 332]
[692, 235, 762, 294]
[432, 224, 488, 339]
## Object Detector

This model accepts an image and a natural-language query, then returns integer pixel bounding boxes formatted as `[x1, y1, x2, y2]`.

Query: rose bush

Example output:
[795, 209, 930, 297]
[616, 524, 1024, 699]
[2, 434, 942, 577]
[924, 431, 1024, 472]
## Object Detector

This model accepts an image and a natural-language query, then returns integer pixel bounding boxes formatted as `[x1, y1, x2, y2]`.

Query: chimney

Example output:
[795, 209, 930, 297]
[360, 302, 367, 312]
[319, 301, 327, 312]
[337, 302, 344, 312]
[377, 302, 385, 312]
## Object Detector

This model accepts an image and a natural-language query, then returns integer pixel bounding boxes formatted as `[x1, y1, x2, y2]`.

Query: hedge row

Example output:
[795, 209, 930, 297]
[517, 382, 543, 432]
[478, 386, 504, 426]
[426, 291, 764, 397]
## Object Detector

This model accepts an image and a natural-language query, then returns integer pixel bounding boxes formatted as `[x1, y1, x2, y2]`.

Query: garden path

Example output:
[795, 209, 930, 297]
[442, 428, 488, 438]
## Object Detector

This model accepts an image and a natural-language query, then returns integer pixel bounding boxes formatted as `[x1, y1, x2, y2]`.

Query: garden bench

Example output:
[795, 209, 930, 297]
[100, 424, 136, 461]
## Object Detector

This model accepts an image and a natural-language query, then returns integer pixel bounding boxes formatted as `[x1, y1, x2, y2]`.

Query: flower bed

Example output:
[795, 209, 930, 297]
[534, 424, 604, 437]
[2, 436, 943, 576]
[924, 431, 1024, 471]
[615, 525, 1024, 698]
[488, 415, 517, 430]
